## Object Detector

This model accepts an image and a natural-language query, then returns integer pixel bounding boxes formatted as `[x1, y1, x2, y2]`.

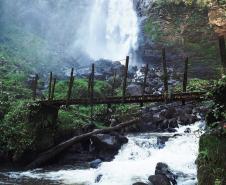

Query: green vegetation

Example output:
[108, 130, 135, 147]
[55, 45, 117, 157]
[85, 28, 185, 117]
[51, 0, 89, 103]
[155, 0, 225, 7]
[197, 76, 226, 185]
[0, 100, 34, 159]
[53, 79, 112, 99]
[144, 1, 221, 78]
[174, 78, 213, 92]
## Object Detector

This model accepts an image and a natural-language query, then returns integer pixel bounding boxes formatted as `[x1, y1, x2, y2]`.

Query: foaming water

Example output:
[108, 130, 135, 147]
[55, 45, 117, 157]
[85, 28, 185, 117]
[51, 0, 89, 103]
[2, 122, 204, 185]
[84, 0, 138, 61]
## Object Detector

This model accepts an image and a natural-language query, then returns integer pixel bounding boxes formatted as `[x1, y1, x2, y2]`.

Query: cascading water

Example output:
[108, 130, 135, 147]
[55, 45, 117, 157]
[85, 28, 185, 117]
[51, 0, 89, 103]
[1, 121, 204, 185]
[83, 0, 139, 61]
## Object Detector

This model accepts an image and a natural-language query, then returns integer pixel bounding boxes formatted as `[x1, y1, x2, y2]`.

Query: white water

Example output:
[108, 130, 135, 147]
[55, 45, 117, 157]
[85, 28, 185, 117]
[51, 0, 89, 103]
[83, 0, 139, 61]
[3, 121, 205, 185]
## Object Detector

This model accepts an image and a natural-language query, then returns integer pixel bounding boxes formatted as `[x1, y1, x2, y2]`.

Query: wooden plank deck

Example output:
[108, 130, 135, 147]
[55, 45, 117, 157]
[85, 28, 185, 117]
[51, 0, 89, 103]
[38, 91, 206, 107]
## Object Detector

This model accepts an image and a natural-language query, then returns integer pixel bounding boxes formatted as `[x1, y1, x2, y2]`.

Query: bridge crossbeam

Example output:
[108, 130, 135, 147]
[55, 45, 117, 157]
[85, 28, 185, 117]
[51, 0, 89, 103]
[39, 92, 206, 107]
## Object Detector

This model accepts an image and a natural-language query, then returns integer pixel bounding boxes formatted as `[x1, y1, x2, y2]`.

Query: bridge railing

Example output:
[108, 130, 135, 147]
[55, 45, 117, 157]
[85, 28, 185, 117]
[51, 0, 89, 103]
[31, 48, 204, 106]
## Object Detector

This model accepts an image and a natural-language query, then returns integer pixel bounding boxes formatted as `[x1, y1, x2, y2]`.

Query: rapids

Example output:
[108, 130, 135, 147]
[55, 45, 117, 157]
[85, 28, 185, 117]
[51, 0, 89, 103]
[1, 121, 205, 185]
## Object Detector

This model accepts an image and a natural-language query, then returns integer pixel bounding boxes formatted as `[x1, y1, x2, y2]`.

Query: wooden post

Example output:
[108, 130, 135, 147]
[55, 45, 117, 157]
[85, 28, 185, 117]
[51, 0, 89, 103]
[162, 48, 168, 102]
[90, 64, 95, 123]
[48, 72, 53, 100]
[162, 48, 168, 93]
[51, 78, 56, 100]
[141, 64, 149, 107]
[33, 74, 38, 100]
[122, 56, 129, 101]
[182, 57, 189, 105]
[111, 70, 116, 97]
[88, 74, 91, 97]
[219, 36, 226, 73]
[66, 68, 74, 106]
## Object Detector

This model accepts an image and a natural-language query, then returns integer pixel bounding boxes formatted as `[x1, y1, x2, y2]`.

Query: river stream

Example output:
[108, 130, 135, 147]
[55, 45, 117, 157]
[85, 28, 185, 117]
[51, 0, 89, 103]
[0, 121, 204, 185]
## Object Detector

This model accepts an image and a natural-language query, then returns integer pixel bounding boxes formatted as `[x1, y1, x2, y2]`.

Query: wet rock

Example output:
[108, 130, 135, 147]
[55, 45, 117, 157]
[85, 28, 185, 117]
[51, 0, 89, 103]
[95, 174, 103, 183]
[165, 107, 177, 119]
[148, 174, 171, 185]
[184, 128, 191, 133]
[166, 128, 177, 133]
[168, 118, 178, 128]
[89, 159, 102, 169]
[91, 134, 128, 150]
[155, 162, 177, 185]
[172, 134, 182, 138]
[157, 136, 169, 149]
[127, 84, 142, 96]
[132, 182, 150, 185]
[91, 133, 128, 161]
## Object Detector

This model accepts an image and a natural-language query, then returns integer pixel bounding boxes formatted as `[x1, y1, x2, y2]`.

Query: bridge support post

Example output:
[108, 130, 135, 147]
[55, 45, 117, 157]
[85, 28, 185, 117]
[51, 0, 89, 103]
[48, 72, 53, 100]
[66, 68, 74, 106]
[162, 48, 168, 102]
[32, 74, 38, 100]
[219, 35, 226, 74]
[122, 56, 129, 102]
[141, 64, 149, 107]
[182, 57, 189, 105]
[111, 70, 116, 97]
[51, 78, 56, 100]
[90, 64, 95, 123]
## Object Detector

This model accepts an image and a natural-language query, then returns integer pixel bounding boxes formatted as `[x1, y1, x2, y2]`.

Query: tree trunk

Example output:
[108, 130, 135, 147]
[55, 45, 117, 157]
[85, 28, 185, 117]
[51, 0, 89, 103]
[219, 36, 226, 72]
[26, 118, 140, 169]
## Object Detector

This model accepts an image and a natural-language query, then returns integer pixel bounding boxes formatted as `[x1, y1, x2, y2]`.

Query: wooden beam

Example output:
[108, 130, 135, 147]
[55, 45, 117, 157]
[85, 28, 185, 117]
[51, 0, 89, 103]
[66, 68, 74, 106]
[219, 36, 226, 73]
[141, 64, 149, 107]
[90, 64, 95, 123]
[39, 92, 206, 106]
[25, 118, 140, 169]
[122, 56, 129, 101]
[48, 72, 53, 100]
[182, 57, 189, 105]
[162, 48, 168, 94]
[51, 78, 56, 100]
[32, 74, 38, 100]
[111, 70, 116, 97]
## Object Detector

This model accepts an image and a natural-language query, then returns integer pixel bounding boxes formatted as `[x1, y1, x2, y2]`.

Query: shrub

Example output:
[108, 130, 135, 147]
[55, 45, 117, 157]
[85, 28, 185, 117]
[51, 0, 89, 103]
[0, 100, 34, 157]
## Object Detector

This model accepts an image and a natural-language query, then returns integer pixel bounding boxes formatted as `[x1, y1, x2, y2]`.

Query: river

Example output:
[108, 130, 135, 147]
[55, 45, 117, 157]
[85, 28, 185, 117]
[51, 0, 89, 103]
[0, 121, 204, 185]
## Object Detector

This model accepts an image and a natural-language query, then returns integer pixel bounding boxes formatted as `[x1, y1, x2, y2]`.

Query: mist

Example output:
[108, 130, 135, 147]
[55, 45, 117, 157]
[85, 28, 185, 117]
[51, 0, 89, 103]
[0, 0, 139, 69]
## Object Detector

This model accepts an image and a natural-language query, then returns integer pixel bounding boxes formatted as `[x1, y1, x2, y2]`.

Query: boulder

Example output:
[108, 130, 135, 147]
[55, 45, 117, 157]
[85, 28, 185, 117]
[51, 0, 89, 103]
[148, 174, 171, 185]
[165, 107, 177, 119]
[157, 136, 169, 149]
[184, 128, 191, 133]
[89, 159, 102, 169]
[132, 182, 150, 185]
[91, 133, 128, 160]
[95, 174, 103, 183]
[91, 134, 128, 150]
[126, 84, 142, 96]
[155, 163, 177, 185]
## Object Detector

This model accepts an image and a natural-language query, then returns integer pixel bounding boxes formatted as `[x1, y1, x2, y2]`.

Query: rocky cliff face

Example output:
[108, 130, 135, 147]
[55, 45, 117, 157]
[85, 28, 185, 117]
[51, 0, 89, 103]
[208, 4, 226, 36]
[136, 0, 226, 79]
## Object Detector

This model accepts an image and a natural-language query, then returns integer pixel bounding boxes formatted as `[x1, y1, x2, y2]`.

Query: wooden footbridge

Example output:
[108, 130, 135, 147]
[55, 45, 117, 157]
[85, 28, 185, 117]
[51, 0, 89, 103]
[39, 92, 205, 107]
[26, 49, 207, 170]
[32, 48, 206, 108]
[27, 48, 209, 135]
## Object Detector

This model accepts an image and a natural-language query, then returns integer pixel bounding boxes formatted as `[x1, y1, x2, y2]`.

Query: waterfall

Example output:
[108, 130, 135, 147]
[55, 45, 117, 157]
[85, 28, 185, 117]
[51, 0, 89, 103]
[83, 0, 139, 61]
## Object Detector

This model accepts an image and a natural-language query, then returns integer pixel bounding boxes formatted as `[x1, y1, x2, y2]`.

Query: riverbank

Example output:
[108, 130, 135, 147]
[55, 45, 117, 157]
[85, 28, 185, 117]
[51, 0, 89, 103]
[197, 76, 226, 185]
